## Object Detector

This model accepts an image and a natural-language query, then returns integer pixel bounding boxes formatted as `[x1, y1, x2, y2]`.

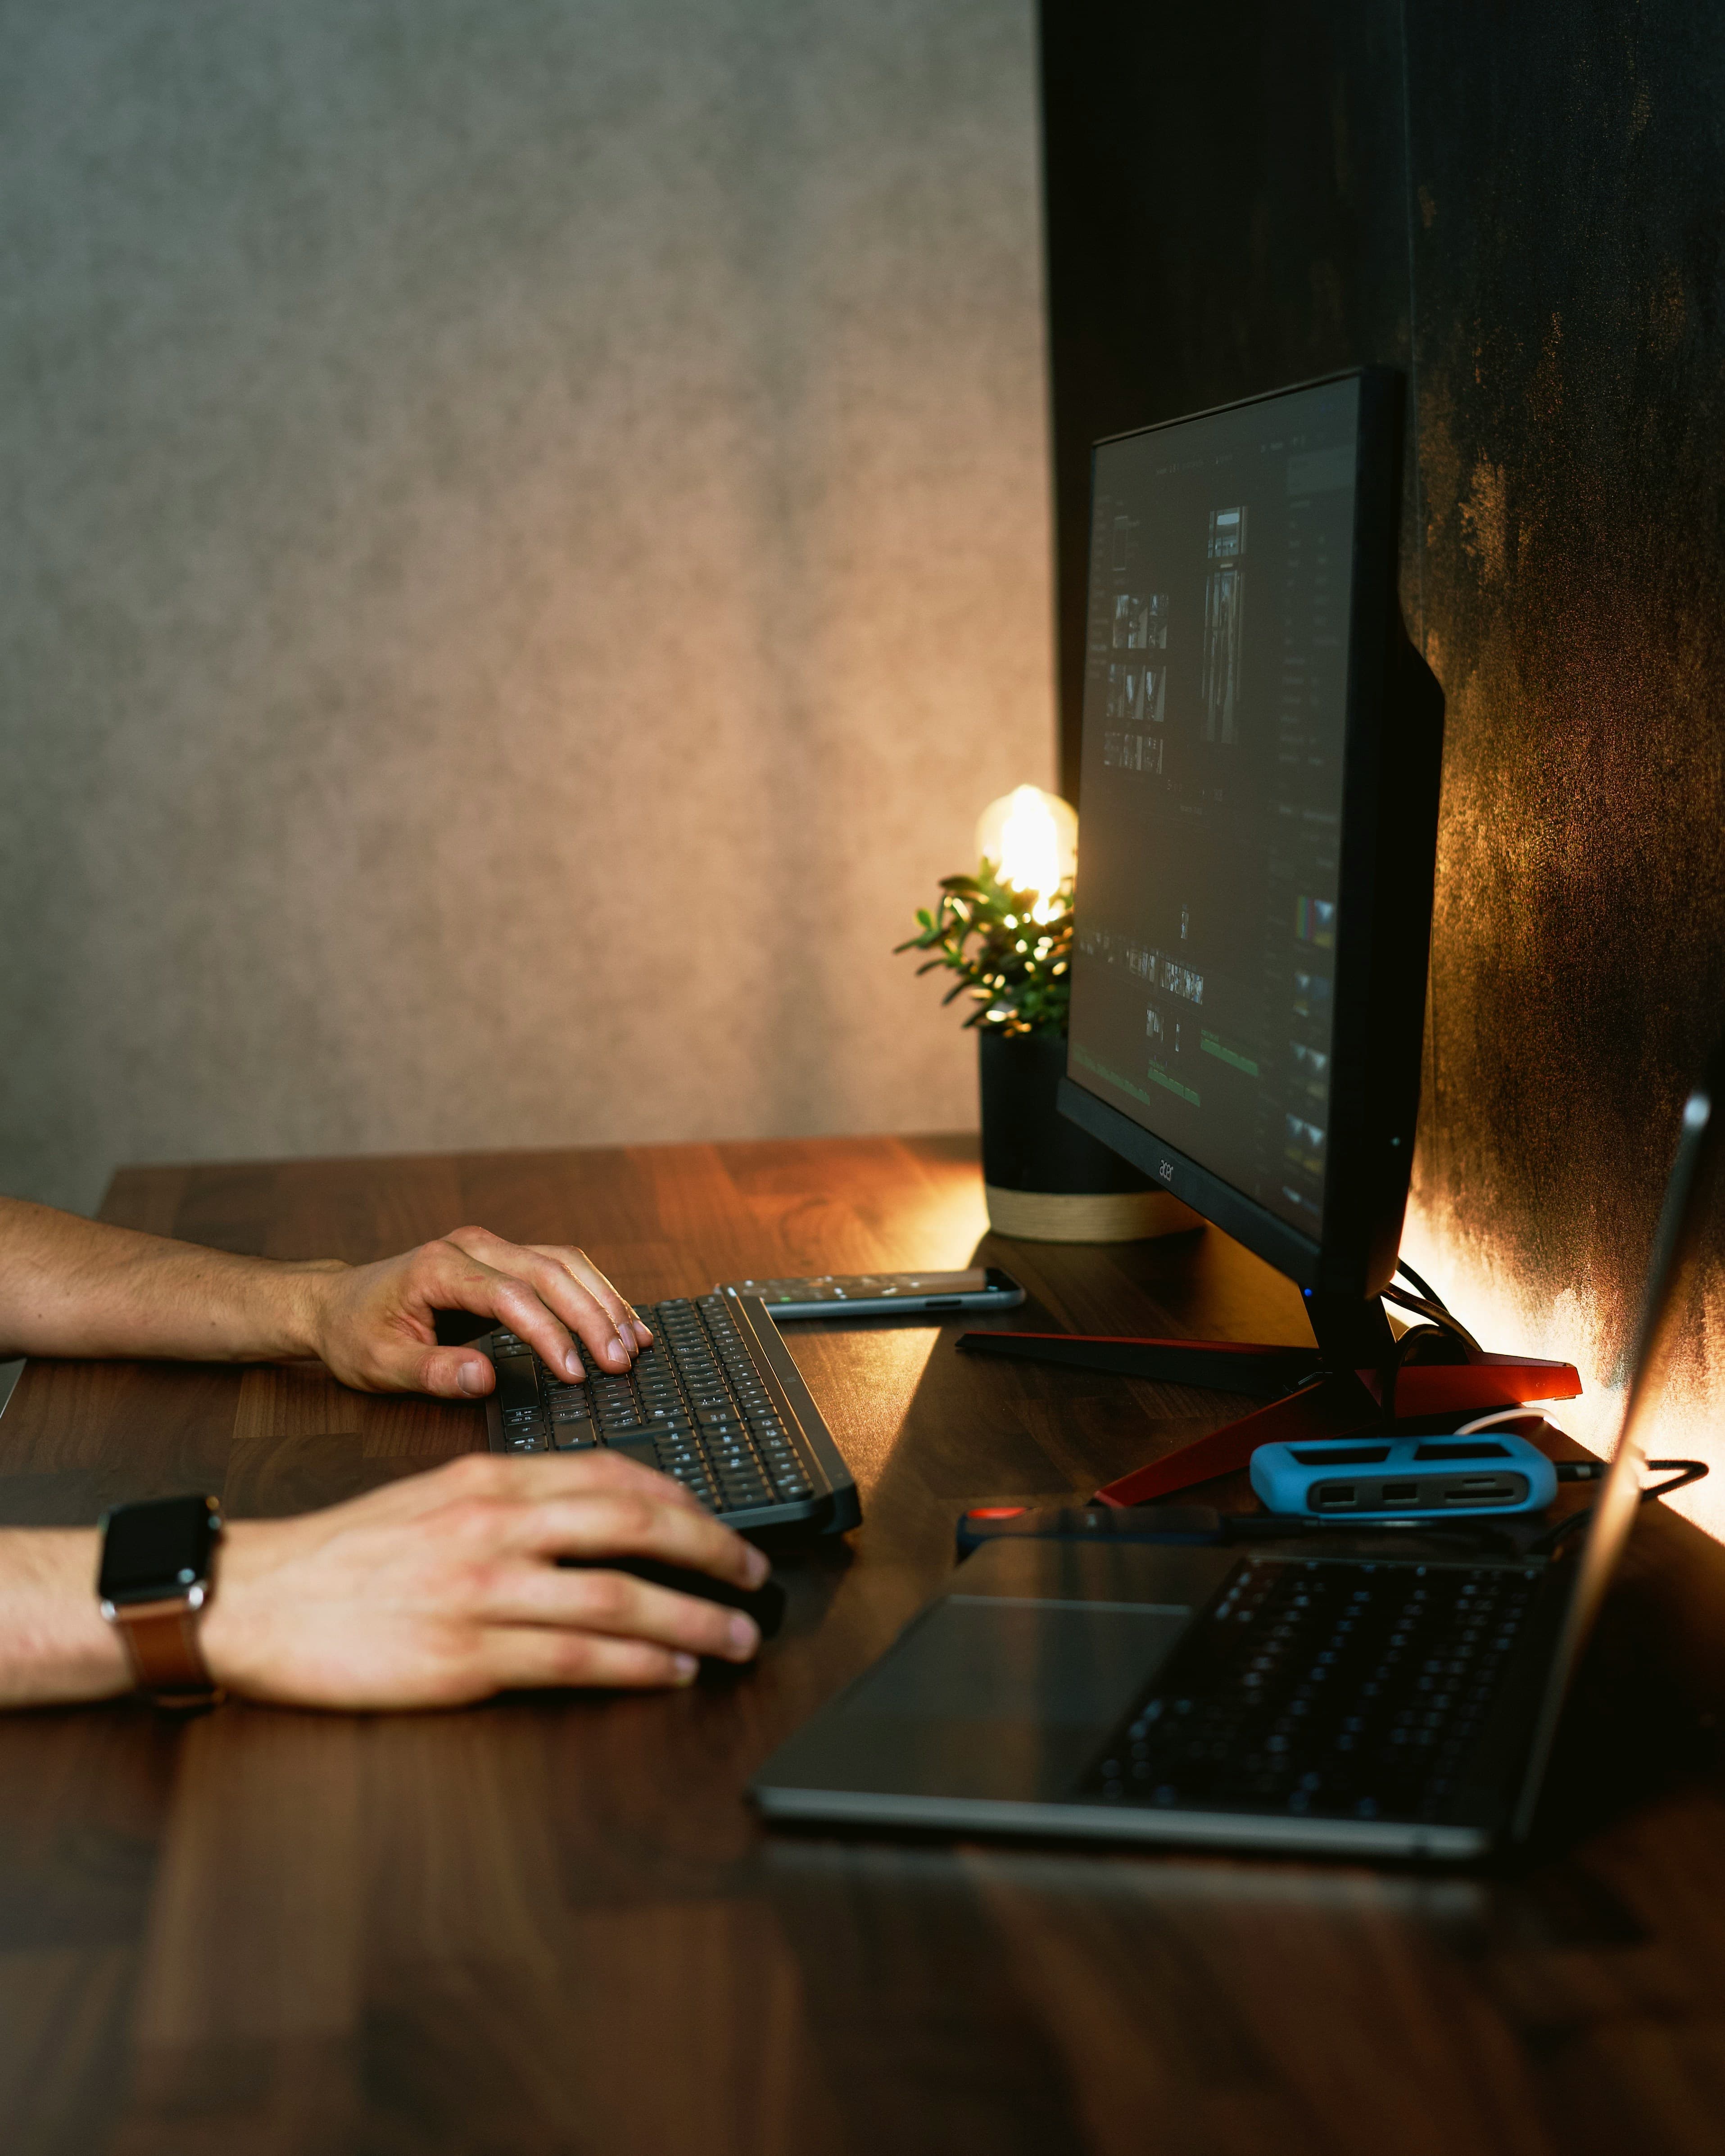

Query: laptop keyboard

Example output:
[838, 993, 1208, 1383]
[1083, 1557, 1544, 1824]
[489, 1293, 829, 1519]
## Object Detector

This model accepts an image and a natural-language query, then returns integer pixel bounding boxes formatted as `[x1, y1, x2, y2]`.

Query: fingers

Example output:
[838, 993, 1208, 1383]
[349, 1446, 711, 1527]
[405, 1458, 768, 1654]
[513, 1236, 653, 1359]
[485, 1563, 762, 1664]
[211, 1450, 772, 1709]
[439, 1227, 645, 1374]
[529, 1244, 654, 1350]
[330, 1224, 653, 1401]
[502, 1484, 768, 1588]
[422, 1452, 762, 1587]
[362, 1455, 768, 1670]
[393, 1238, 589, 1381]
[415, 1345, 497, 1398]
[476, 1629, 703, 1692]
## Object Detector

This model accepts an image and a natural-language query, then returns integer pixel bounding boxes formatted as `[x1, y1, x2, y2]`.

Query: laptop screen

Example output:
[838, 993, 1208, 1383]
[1514, 1040, 1725, 1833]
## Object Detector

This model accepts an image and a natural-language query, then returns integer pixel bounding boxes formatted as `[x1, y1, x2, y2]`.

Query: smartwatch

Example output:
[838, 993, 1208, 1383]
[97, 1494, 225, 1709]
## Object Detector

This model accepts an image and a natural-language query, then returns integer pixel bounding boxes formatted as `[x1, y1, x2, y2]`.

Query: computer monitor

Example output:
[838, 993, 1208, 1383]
[962, 369, 1576, 1491]
[1056, 369, 1445, 1356]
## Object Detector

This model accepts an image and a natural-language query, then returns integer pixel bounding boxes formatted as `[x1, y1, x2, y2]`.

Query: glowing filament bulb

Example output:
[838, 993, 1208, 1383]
[975, 784, 1078, 926]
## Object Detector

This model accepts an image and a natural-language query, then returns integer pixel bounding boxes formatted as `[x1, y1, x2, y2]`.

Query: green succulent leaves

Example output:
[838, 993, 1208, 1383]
[895, 859, 1073, 1039]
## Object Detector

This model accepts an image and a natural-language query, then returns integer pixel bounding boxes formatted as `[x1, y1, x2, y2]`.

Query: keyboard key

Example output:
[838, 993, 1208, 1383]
[490, 1290, 844, 1525]
[1082, 1558, 1542, 1824]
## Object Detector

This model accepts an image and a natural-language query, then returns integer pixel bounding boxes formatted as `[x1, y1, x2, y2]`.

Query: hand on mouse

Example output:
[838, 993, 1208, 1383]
[195, 1451, 767, 1709]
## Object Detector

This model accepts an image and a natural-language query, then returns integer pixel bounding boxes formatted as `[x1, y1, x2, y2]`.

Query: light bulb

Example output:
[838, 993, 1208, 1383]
[974, 785, 1077, 924]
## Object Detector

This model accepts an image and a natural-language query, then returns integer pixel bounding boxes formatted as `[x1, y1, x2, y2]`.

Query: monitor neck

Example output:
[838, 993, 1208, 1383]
[1304, 1290, 1398, 1374]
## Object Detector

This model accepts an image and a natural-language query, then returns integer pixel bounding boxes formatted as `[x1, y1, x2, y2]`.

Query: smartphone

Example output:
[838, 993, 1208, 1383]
[715, 1268, 1026, 1320]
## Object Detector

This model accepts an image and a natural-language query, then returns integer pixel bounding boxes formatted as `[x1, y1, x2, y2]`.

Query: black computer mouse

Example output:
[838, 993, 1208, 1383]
[558, 1555, 785, 1640]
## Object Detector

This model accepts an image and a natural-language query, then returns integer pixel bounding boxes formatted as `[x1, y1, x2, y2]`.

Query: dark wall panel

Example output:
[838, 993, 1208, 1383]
[1041, 1, 1415, 801]
[1405, 0, 1725, 1382]
[1041, 0, 1725, 1501]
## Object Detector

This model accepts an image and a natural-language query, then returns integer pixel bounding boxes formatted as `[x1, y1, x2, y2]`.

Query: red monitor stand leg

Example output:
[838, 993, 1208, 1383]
[955, 1306, 1583, 1507]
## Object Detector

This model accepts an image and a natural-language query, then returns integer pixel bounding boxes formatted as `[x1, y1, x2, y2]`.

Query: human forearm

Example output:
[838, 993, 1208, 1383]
[0, 1529, 131, 1705]
[193, 1457, 765, 1708]
[0, 1198, 655, 1399]
[0, 1198, 334, 1364]
[0, 1455, 767, 1712]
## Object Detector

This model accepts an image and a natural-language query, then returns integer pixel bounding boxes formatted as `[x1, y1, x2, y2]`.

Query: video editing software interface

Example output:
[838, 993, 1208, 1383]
[1067, 378, 1362, 1241]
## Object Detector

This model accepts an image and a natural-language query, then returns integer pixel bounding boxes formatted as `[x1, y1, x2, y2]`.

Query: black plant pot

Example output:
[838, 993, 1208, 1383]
[977, 1030, 1200, 1243]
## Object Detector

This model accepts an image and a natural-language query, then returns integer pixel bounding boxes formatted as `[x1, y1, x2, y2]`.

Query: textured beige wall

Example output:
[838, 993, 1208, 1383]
[0, 1, 1054, 1214]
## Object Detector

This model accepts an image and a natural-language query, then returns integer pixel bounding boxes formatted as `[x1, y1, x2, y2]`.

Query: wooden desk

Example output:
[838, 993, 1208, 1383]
[3, 1134, 1724, 2156]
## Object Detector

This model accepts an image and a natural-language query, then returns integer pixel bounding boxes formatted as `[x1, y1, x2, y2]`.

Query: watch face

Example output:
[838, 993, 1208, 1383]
[98, 1495, 221, 1606]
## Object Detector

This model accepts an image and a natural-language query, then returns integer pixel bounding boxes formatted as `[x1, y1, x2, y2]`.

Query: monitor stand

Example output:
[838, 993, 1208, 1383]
[956, 1291, 1582, 1505]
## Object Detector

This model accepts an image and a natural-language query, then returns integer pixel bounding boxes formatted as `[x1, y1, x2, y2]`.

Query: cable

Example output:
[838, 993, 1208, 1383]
[1378, 1322, 1447, 1422]
[1380, 1284, 1482, 1357]
[1450, 1405, 1708, 1551]
[1530, 1459, 1709, 1555]
[1544, 1457, 1688, 1496]
[1643, 1459, 1708, 1499]
[1455, 1407, 1553, 1437]
[1393, 1259, 1449, 1314]
[1376, 1295, 1484, 1421]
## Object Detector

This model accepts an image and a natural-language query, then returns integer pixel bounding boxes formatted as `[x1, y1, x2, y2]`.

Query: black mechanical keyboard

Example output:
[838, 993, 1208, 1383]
[1084, 1556, 1548, 1825]
[482, 1291, 860, 1537]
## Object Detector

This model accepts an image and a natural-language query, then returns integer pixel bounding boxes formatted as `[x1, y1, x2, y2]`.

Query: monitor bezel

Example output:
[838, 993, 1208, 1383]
[1058, 366, 1440, 1301]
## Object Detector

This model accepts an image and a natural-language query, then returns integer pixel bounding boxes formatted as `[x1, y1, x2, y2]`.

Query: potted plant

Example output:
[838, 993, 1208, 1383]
[898, 787, 1201, 1242]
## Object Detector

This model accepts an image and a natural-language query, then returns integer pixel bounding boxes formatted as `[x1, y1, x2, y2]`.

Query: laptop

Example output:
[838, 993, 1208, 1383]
[751, 1040, 1724, 1861]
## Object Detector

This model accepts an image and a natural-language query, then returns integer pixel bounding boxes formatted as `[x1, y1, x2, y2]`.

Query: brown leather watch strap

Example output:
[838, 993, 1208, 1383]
[110, 1595, 222, 1709]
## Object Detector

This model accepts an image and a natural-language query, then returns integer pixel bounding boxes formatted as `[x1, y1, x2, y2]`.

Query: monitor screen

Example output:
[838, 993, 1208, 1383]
[1066, 376, 1364, 1246]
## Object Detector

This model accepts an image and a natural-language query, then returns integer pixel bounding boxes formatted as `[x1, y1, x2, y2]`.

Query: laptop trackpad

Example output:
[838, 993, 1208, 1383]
[758, 1599, 1189, 1806]
[855, 1599, 1185, 1724]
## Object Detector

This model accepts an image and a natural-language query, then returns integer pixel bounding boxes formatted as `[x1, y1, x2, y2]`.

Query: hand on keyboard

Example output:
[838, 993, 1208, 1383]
[305, 1225, 654, 1397]
[491, 1297, 822, 1519]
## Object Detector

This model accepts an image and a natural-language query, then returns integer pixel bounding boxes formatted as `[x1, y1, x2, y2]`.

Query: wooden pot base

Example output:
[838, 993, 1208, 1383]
[982, 1184, 1204, 1244]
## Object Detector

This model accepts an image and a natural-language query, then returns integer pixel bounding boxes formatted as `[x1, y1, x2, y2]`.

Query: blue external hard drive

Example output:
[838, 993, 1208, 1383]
[1249, 1432, 1558, 1521]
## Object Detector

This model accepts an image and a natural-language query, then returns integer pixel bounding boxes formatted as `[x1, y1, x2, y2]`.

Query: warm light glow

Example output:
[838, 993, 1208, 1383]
[975, 785, 1078, 926]
[1399, 1198, 1725, 1542]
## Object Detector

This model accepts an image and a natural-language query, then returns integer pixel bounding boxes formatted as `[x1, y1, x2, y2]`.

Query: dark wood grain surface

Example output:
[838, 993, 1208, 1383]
[2, 1134, 1724, 2156]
